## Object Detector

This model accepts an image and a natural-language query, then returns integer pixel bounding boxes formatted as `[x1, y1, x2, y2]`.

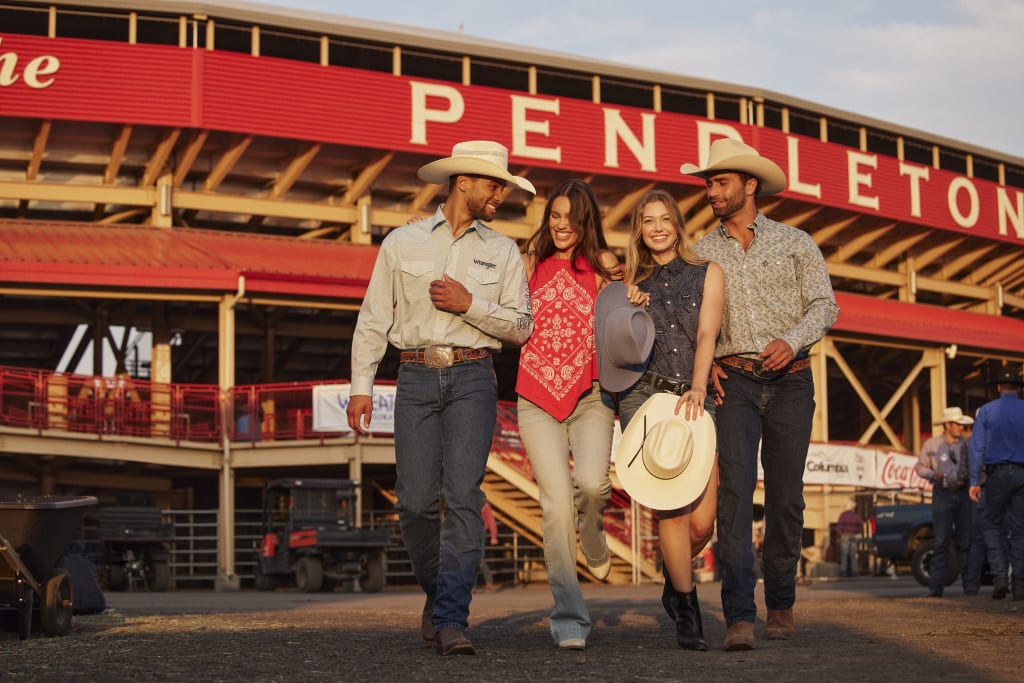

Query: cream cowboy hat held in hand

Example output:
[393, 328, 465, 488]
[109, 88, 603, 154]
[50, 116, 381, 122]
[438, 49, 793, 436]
[417, 140, 536, 194]
[594, 282, 655, 393]
[933, 406, 974, 426]
[615, 393, 716, 511]
[679, 138, 786, 195]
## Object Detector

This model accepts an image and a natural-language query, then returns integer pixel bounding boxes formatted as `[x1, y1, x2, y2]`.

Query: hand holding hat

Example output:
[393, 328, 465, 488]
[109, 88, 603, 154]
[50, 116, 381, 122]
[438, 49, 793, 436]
[615, 393, 716, 511]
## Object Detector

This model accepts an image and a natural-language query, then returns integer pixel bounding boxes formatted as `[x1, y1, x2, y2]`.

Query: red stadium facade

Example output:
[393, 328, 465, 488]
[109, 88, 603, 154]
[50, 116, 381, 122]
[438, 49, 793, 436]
[1, 0, 1023, 586]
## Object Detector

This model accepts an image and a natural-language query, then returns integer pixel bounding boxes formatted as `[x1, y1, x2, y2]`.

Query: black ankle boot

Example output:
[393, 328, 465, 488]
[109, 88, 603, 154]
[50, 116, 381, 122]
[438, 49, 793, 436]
[675, 586, 707, 651]
[661, 564, 679, 621]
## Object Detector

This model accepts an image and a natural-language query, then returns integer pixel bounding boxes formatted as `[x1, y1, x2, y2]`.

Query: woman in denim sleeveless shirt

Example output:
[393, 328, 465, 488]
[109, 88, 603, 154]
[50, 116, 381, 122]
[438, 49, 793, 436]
[617, 189, 724, 650]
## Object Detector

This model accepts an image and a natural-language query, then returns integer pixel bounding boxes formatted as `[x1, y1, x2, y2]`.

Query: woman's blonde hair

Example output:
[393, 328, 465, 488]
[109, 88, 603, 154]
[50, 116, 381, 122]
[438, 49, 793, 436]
[625, 189, 703, 285]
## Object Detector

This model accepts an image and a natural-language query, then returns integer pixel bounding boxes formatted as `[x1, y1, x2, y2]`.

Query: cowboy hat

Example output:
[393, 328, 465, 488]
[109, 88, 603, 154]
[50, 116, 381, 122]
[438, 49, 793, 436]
[614, 393, 716, 511]
[594, 282, 655, 392]
[417, 140, 536, 194]
[991, 366, 1023, 385]
[933, 406, 974, 426]
[679, 138, 787, 195]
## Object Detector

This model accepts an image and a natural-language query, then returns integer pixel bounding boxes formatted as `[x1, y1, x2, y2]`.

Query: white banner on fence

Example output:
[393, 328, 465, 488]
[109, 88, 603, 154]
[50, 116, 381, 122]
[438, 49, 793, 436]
[803, 443, 878, 486]
[312, 384, 397, 434]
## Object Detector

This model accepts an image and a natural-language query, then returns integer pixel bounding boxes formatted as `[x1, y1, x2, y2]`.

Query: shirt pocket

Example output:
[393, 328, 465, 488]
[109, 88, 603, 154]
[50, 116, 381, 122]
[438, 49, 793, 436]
[466, 262, 501, 298]
[399, 260, 434, 293]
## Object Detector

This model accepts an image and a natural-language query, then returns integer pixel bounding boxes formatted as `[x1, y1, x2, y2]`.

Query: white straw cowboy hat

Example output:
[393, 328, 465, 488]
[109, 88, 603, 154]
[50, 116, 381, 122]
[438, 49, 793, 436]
[615, 393, 716, 511]
[679, 138, 787, 195]
[417, 140, 536, 194]
[933, 406, 974, 426]
[594, 282, 655, 392]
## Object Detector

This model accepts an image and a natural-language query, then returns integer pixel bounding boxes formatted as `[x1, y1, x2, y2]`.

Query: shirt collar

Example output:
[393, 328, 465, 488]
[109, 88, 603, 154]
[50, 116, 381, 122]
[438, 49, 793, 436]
[430, 205, 489, 240]
[715, 211, 766, 239]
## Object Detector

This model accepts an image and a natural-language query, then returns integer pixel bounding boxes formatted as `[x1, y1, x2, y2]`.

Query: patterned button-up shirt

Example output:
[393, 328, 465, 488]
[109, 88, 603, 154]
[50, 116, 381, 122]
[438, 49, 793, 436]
[350, 206, 533, 395]
[693, 211, 838, 358]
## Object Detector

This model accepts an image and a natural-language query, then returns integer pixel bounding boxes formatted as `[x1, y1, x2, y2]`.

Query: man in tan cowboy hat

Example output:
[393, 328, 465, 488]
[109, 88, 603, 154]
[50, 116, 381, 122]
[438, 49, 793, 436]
[348, 140, 535, 656]
[915, 406, 975, 597]
[682, 137, 839, 650]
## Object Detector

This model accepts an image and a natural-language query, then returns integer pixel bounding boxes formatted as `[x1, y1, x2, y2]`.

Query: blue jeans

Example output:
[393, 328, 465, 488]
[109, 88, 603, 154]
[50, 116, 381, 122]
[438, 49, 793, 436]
[715, 368, 814, 625]
[517, 383, 613, 644]
[839, 534, 859, 577]
[982, 463, 1024, 595]
[928, 487, 972, 594]
[394, 358, 497, 633]
[964, 492, 1007, 592]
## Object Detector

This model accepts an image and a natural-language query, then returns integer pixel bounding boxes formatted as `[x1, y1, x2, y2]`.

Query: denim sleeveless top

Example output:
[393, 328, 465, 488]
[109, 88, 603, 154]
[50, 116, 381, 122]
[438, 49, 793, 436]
[638, 257, 707, 384]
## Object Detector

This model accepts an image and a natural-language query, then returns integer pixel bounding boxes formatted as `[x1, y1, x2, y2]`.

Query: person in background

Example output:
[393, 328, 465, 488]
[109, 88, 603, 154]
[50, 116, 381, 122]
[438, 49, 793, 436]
[515, 178, 621, 651]
[969, 365, 1024, 601]
[683, 138, 839, 651]
[347, 140, 535, 656]
[915, 406, 973, 597]
[612, 188, 724, 650]
[835, 499, 862, 578]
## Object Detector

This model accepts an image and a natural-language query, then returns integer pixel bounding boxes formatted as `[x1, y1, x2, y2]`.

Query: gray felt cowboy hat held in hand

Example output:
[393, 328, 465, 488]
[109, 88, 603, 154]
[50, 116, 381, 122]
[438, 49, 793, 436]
[417, 140, 536, 195]
[679, 138, 787, 195]
[594, 282, 656, 393]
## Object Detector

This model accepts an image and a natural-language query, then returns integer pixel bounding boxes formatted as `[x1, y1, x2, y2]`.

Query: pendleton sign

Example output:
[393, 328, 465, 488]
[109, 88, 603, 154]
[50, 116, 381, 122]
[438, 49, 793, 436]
[2, 33, 1022, 244]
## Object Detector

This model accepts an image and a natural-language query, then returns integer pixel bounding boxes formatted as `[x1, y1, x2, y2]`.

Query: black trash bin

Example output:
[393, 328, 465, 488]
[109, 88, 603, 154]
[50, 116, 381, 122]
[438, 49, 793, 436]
[0, 494, 97, 639]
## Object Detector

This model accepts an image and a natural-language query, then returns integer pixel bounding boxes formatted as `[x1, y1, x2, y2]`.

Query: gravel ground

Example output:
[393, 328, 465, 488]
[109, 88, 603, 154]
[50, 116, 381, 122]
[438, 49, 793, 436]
[2, 577, 1022, 682]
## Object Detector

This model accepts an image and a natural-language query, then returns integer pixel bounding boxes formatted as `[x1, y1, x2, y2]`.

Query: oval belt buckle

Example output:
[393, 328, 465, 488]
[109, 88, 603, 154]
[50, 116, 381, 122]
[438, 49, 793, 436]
[423, 345, 454, 368]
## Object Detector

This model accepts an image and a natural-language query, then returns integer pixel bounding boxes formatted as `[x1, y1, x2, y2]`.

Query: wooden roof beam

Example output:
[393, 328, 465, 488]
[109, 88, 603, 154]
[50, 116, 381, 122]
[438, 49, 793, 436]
[603, 182, 656, 231]
[867, 232, 929, 269]
[173, 130, 210, 188]
[94, 124, 133, 219]
[829, 223, 898, 263]
[340, 150, 394, 206]
[939, 243, 999, 281]
[204, 134, 253, 191]
[912, 236, 964, 270]
[141, 128, 182, 187]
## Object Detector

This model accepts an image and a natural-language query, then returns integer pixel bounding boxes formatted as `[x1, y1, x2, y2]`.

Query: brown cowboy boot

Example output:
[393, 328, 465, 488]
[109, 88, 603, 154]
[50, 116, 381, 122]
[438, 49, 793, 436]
[765, 608, 795, 640]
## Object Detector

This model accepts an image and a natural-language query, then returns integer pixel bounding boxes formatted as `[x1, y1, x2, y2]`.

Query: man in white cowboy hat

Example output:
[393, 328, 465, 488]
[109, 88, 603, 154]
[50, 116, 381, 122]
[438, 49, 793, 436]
[970, 365, 1024, 601]
[915, 406, 975, 597]
[347, 140, 535, 656]
[681, 137, 839, 650]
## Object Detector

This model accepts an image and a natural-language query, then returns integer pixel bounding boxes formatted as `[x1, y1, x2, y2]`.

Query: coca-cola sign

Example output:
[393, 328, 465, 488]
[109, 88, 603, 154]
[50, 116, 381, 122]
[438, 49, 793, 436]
[0, 37, 60, 89]
[878, 452, 930, 490]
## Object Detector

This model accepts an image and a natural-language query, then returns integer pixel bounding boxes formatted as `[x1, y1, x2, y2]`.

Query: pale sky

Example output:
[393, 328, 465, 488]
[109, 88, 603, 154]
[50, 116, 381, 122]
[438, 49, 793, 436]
[260, 0, 1024, 160]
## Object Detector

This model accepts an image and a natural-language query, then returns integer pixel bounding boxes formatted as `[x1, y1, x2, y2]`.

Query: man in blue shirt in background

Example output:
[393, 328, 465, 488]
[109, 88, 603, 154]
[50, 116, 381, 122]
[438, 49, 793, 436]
[969, 365, 1024, 601]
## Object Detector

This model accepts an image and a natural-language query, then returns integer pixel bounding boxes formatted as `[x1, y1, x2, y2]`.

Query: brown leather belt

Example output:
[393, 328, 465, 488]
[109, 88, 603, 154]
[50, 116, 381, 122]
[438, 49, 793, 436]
[718, 354, 810, 379]
[400, 346, 490, 368]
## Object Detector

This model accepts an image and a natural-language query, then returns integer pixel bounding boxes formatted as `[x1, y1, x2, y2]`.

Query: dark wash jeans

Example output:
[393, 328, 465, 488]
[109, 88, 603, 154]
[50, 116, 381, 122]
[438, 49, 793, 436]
[393, 357, 497, 632]
[715, 367, 815, 626]
[983, 463, 1024, 594]
[928, 486, 972, 594]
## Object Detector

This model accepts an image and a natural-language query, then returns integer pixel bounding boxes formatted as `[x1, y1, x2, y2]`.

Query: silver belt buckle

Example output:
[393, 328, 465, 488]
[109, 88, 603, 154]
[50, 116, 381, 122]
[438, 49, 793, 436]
[423, 345, 454, 368]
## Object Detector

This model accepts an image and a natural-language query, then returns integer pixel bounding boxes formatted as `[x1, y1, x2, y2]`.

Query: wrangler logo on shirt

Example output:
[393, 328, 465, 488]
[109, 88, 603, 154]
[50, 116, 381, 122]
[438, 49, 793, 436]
[473, 258, 497, 269]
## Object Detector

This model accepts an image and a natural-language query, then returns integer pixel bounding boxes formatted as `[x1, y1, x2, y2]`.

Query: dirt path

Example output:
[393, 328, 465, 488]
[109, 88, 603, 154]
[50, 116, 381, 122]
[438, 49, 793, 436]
[2, 578, 1022, 682]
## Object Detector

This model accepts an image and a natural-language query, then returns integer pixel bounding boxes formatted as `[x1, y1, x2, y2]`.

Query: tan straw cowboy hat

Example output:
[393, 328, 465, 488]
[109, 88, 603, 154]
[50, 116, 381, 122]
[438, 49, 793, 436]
[679, 138, 786, 195]
[615, 393, 716, 511]
[417, 140, 536, 194]
[933, 406, 974, 426]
